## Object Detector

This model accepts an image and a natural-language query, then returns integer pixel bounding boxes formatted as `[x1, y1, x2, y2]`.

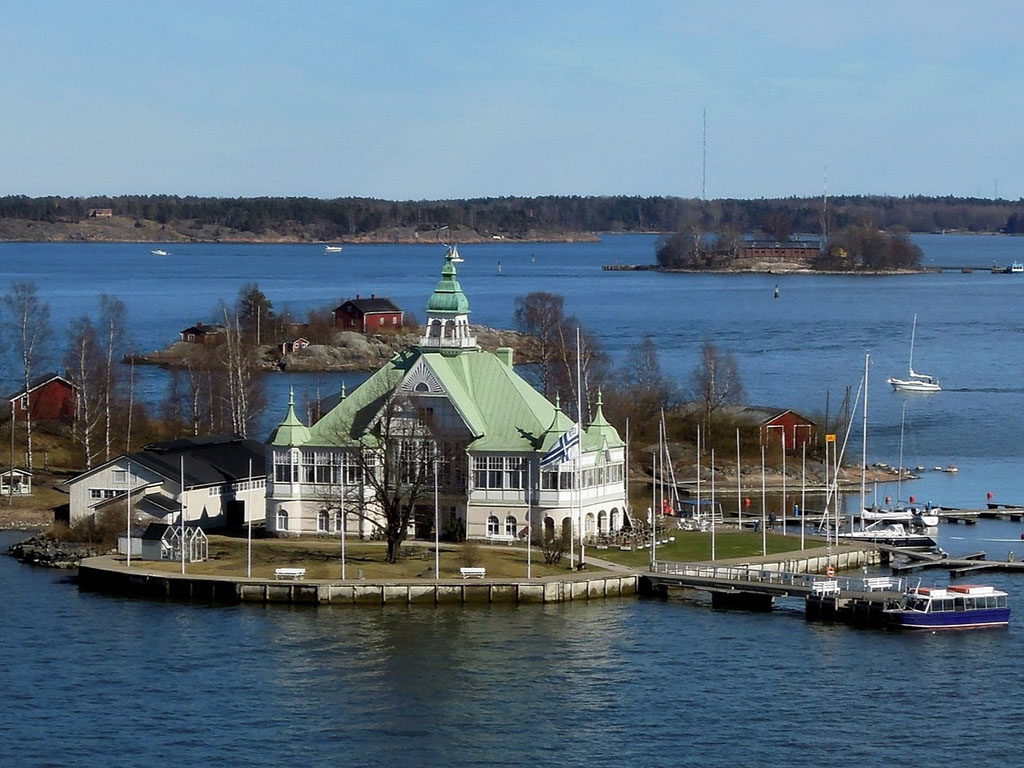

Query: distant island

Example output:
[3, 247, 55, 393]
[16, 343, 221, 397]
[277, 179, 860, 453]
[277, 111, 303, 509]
[2, 193, 1024, 244]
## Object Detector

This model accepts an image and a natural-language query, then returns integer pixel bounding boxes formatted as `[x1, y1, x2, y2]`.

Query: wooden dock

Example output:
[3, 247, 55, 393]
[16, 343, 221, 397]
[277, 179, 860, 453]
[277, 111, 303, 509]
[645, 560, 903, 626]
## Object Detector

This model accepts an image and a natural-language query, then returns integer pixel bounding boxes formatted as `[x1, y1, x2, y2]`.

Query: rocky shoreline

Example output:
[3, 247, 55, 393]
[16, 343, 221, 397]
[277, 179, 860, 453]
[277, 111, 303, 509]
[7, 534, 109, 569]
[130, 325, 542, 372]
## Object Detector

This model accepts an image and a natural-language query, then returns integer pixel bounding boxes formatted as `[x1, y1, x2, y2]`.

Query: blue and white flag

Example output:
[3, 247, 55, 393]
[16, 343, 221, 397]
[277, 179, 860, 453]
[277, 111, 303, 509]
[540, 424, 580, 469]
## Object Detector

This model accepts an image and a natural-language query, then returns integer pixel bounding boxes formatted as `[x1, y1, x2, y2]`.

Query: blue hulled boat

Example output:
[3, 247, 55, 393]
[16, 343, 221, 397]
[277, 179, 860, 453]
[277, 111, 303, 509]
[886, 585, 1010, 630]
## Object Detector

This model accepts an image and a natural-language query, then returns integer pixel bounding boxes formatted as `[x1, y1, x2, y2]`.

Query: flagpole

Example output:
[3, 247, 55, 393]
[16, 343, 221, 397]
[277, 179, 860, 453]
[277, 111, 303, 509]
[575, 326, 584, 569]
[710, 448, 716, 561]
[760, 445, 767, 557]
[433, 453, 439, 581]
[527, 463, 532, 579]
[736, 427, 742, 530]
[126, 459, 132, 568]
[781, 431, 787, 536]
[180, 455, 186, 574]
[801, 441, 806, 550]
[246, 458, 252, 578]
[342, 454, 347, 581]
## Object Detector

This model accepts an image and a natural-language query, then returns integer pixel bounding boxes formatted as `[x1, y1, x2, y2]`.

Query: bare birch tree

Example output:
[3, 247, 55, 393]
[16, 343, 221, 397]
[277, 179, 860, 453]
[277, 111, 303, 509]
[64, 317, 104, 468]
[98, 295, 128, 461]
[2, 282, 51, 470]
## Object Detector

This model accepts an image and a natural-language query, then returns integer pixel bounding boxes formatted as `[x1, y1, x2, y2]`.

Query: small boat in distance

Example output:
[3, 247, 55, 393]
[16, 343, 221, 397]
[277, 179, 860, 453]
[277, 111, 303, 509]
[151, 249, 168, 256]
[990, 261, 1023, 274]
[888, 314, 941, 392]
[885, 584, 1010, 630]
[324, 245, 343, 253]
[449, 244, 464, 263]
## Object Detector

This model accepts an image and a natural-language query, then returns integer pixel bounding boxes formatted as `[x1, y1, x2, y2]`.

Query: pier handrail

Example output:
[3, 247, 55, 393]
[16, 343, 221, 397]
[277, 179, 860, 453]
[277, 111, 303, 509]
[651, 561, 904, 595]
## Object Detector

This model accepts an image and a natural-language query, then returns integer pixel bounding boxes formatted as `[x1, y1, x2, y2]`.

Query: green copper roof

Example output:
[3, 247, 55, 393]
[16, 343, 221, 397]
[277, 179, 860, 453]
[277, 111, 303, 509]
[426, 249, 471, 316]
[583, 390, 625, 450]
[293, 346, 598, 454]
[268, 388, 312, 446]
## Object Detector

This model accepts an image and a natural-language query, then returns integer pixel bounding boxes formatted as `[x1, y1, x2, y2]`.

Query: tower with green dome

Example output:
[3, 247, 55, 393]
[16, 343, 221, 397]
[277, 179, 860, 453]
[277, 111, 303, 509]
[419, 245, 478, 351]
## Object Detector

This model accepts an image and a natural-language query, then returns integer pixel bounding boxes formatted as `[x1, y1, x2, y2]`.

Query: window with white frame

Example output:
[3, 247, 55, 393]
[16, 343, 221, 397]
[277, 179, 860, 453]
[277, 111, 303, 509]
[541, 470, 558, 490]
[276, 510, 289, 530]
[504, 515, 517, 537]
[317, 510, 330, 532]
[504, 458, 525, 489]
[274, 451, 297, 483]
[487, 515, 500, 536]
[487, 456, 503, 488]
[112, 469, 128, 484]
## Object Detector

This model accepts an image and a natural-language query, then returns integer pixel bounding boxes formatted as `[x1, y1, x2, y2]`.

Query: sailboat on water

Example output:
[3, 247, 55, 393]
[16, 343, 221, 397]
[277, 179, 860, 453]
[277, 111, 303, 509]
[839, 355, 938, 549]
[887, 314, 941, 392]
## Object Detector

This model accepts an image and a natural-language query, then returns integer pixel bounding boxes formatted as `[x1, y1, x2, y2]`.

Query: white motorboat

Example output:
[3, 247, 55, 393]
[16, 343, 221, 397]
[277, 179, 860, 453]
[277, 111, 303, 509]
[887, 314, 940, 392]
[324, 245, 343, 253]
[151, 249, 168, 256]
[861, 505, 939, 529]
[838, 521, 936, 548]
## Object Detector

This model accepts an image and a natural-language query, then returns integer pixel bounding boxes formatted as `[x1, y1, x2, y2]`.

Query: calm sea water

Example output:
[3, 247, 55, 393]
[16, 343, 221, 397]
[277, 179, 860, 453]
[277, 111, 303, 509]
[2, 234, 1023, 514]
[2, 528, 1024, 768]
[3, 234, 1024, 765]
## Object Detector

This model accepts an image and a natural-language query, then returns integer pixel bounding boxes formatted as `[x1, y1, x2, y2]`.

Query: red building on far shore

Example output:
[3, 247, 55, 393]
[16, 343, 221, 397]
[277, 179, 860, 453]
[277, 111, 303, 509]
[333, 295, 404, 332]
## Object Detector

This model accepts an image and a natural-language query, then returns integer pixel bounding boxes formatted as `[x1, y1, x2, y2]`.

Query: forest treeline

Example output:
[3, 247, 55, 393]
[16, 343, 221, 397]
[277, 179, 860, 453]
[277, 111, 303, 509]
[3, 193, 1024, 239]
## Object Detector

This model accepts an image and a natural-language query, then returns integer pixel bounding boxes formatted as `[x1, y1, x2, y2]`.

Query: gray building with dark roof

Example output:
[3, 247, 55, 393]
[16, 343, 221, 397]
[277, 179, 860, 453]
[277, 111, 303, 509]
[65, 435, 266, 529]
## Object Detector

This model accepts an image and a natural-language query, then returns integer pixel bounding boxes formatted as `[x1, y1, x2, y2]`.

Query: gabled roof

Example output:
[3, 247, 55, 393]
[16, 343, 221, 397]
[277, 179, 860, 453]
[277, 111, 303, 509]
[285, 346, 625, 456]
[70, 434, 265, 489]
[4, 372, 75, 402]
[180, 323, 226, 336]
[707, 404, 817, 427]
[334, 297, 403, 314]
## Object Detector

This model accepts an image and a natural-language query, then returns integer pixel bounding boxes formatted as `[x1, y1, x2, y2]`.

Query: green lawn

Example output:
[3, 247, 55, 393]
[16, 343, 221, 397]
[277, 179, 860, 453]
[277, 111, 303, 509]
[130, 535, 579, 581]
[592, 530, 821, 568]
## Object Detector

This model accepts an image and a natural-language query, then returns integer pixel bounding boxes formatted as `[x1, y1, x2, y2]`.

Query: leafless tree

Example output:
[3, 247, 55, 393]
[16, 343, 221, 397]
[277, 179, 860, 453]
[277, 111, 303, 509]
[64, 317, 104, 468]
[690, 339, 744, 427]
[98, 295, 128, 461]
[317, 384, 466, 563]
[2, 282, 51, 470]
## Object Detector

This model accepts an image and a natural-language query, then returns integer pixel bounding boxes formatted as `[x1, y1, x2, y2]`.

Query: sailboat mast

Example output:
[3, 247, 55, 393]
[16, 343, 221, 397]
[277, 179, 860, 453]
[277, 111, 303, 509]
[908, 314, 917, 374]
[859, 354, 869, 529]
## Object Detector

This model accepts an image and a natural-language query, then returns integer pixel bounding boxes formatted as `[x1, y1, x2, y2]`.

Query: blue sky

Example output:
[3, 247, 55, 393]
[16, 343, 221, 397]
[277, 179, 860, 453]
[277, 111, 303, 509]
[2, 1, 1022, 200]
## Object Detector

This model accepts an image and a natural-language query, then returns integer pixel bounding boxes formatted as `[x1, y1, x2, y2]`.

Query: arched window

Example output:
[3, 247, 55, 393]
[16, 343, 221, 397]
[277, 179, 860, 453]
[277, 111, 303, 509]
[544, 517, 555, 541]
[318, 510, 329, 532]
[276, 509, 289, 531]
[597, 511, 608, 534]
[562, 517, 572, 542]
[610, 509, 620, 532]
[336, 510, 346, 533]
[585, 513, 595, 535]
[487, 515, 500, 537]
[504, 515, 517, 537]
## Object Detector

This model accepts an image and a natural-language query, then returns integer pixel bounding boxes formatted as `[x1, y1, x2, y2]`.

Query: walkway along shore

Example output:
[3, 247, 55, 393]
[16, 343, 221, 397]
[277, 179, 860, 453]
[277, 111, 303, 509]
[76, 542, 879, 607]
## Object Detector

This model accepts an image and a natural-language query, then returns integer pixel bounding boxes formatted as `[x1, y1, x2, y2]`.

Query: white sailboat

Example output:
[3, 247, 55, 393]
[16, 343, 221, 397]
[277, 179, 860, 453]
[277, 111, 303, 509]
[887, 314, 940, 392]
[840, 355, 937, 549]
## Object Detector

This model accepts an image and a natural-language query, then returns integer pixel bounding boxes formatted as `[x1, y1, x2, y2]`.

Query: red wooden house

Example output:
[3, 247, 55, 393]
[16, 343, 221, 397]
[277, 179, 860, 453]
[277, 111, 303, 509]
[332, 295, 404, 332]
[751, 408, 816, 451]
[6, 373, 77, 423]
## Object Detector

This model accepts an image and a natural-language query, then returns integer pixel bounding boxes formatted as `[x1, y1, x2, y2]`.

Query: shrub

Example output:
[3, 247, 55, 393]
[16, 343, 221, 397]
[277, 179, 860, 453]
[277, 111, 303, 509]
[461, 540, 481, 568]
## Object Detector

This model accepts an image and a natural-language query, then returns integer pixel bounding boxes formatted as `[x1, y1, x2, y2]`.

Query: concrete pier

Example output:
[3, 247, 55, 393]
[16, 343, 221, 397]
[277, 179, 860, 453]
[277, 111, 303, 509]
[77, 556, 638, 606]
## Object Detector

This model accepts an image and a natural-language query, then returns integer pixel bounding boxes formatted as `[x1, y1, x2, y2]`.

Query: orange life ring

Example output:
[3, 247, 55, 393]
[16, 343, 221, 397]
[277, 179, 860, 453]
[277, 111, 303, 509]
[826, 566, 835, 578]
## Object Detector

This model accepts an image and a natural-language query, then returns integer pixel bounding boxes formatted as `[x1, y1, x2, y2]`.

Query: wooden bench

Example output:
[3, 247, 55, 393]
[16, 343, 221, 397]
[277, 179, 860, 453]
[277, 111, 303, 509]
[811, 580, 840, 597]
[863, 577, 898, 592]
[274, 567, 306, 580]
[460, 567, 486, 579]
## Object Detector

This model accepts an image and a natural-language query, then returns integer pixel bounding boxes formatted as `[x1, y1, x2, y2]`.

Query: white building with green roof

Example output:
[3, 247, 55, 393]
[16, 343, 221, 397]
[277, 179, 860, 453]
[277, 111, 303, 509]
[265, 246, 628, 544]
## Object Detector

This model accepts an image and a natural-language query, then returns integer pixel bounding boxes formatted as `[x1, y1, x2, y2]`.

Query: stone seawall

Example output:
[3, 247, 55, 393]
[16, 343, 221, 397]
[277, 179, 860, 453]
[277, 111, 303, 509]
[77, 557, 638, 606]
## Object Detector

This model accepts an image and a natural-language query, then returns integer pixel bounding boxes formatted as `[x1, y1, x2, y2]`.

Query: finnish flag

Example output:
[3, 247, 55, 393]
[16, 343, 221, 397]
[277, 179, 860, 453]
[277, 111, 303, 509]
[540, 424, 580, 469]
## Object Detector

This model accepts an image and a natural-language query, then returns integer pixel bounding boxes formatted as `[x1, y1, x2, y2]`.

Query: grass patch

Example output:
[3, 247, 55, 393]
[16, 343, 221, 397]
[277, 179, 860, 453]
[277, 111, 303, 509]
[594, 530, 833, 568]
[133, 535, 583, 580]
